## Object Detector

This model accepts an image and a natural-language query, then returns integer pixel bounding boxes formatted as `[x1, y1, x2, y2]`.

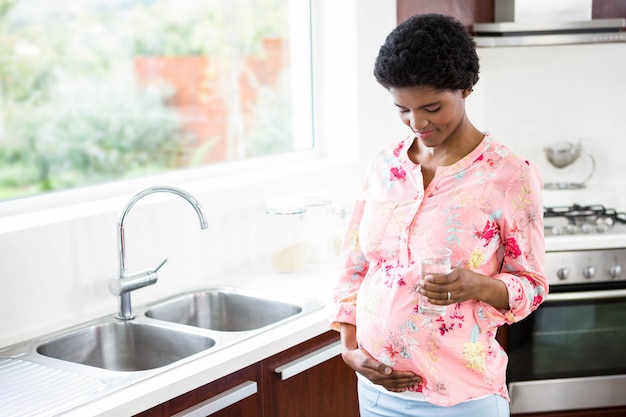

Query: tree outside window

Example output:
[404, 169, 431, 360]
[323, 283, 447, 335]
[0, 0, 312, 200]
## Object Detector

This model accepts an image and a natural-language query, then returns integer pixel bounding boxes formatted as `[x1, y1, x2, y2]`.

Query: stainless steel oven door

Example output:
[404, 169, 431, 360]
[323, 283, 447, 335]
[507, 287, 626, 414]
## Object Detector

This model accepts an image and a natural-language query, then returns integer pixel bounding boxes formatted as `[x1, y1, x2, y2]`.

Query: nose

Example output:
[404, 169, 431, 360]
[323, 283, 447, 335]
[408, 112, 428, 131]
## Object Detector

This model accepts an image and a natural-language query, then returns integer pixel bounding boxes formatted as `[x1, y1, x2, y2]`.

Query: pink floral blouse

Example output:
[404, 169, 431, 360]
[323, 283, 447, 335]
[330, 134, 548, 406]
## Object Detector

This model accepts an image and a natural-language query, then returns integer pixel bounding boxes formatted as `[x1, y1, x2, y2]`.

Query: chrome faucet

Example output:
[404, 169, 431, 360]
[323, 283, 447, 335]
[108, 185, 208, 320]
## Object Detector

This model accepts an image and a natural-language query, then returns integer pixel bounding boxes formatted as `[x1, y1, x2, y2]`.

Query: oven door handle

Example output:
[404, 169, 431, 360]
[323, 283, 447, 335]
[546, 288, 626, 302]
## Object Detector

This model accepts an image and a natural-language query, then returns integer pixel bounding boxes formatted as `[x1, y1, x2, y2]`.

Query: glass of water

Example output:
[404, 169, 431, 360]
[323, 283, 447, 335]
[418, 247, 452, 317]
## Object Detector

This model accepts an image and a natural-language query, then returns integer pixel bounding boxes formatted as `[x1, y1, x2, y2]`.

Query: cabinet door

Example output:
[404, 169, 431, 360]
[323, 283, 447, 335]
[134, 362, 263, 417]
[262, 331, 359, 417]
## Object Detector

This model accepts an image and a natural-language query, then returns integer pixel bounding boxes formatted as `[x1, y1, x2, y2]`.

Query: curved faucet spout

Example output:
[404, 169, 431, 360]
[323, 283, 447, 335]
[114, 185, 208, 320]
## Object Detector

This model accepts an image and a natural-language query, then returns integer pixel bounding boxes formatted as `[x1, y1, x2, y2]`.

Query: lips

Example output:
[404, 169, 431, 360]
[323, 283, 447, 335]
[414, 129, 435, 140]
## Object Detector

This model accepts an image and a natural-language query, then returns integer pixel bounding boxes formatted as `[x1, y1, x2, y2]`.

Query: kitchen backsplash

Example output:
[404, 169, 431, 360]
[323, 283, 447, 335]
[467, 42, 626, 208]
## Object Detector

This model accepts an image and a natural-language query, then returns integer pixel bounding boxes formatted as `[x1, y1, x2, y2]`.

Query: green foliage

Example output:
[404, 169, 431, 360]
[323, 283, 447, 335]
[5, 70, 186, 191]
[0, 3, 53, 104]
[131, 2, 222, 56]
[0, 0, 15, 19]
[131, 0, 287, 57]
[0, 0, 296, 200]
[244, 74, 294, 157]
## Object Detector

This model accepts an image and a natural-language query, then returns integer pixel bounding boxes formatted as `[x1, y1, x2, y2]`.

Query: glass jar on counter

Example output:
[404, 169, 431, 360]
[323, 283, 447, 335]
[265, 197, 307, 273]
[329, 202, 352, 258]
[298, 191, 331, 263]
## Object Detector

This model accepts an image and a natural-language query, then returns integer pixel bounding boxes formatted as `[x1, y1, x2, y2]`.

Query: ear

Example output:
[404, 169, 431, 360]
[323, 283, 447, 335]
[462, 88, 474, 99]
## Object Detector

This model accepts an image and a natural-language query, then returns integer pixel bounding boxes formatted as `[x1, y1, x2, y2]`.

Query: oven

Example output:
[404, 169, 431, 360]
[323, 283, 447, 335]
[506, 205, 626, 415]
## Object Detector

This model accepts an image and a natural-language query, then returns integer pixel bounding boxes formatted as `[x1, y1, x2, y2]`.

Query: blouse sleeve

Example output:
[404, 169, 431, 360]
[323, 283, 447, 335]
[476, 160, 549, 331]
[328, 187, 371, 331]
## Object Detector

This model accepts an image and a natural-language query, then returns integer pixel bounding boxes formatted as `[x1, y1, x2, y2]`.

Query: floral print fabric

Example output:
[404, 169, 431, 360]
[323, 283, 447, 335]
[330, 134, 547, 406]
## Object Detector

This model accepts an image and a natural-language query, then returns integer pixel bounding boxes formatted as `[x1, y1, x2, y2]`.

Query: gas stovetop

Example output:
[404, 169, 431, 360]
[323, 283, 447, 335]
[543, 205, 626, 284]
[544, 204, 626, 237]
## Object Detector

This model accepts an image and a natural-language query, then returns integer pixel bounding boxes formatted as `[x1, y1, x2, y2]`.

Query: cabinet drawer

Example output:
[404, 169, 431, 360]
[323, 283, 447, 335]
[134, 363, 263, 417]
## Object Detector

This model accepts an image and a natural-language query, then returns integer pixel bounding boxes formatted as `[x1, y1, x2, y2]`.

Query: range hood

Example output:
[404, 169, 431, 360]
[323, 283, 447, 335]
[473, 0, 626, 47]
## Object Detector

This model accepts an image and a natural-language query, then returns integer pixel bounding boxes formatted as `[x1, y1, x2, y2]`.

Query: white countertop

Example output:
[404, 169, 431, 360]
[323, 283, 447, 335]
[4, 262, 341, 417]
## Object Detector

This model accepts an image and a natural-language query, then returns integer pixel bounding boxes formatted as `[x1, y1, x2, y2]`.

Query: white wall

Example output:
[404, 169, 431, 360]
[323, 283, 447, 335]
[467, 42, 626, 208]
[0, 1, 402, 347]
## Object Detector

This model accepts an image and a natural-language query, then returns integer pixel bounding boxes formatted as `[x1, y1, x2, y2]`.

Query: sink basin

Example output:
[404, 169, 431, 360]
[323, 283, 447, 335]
[145, 287, 306, 331]
[36, 321, 215, 371]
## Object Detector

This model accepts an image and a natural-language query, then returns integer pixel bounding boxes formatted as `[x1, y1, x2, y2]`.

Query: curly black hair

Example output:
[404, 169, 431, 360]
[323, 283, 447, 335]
[373, 14, 479, 91]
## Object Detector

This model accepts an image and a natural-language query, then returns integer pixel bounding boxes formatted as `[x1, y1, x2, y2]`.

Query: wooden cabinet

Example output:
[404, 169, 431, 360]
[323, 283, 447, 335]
[263, 331, 359, 417]
[134, 331, 358, 417]
[134, 363, 263, 417]
[396, 0, 495, 29]
[397, 0, 626, 30]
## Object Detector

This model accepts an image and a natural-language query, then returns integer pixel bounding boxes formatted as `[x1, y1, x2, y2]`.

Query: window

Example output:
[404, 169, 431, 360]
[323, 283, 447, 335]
[0, 0, 313, 201]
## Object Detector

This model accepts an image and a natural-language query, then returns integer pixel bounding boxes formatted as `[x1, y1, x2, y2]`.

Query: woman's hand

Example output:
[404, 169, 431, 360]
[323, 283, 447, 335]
[339, 323, 422, 392]
[418, 268, 510, 310]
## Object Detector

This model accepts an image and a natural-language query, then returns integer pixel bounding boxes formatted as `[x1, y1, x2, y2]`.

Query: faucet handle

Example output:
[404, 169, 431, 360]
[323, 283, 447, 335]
[154, 257, 168, 272]
[109, 258, 169, 296]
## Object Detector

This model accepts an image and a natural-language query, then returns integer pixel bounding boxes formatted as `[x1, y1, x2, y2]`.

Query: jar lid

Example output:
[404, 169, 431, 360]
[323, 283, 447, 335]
[291, 190, 331, 207]
[266, 197, 306, 215]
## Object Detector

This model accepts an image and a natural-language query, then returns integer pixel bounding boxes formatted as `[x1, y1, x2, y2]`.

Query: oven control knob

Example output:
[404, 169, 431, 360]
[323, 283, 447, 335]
[581, 224, 594, 234]
[610, 265, 623, 279]
[582, 266, 595, 279]
[556, 268, 570, 280]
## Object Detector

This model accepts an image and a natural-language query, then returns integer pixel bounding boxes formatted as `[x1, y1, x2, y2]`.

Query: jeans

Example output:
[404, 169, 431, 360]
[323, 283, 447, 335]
[358, 379, 510, 417]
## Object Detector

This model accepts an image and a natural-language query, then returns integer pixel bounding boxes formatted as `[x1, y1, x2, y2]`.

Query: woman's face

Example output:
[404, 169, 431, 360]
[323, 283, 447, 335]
[389, 86, 469, 148]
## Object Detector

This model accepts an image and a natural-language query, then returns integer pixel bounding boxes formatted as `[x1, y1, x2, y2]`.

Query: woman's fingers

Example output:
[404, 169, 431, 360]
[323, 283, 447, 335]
[343, 348, 422, 391]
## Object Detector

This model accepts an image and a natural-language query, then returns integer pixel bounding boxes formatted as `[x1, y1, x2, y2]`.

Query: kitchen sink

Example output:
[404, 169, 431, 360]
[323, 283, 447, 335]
[145, 287, 311, 331]
[36, 321, 215, 371]
[1, 285, 325, 416]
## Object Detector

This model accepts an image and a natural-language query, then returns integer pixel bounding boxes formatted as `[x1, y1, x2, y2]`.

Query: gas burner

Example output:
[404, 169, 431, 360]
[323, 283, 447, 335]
[544, 204, 626, 236]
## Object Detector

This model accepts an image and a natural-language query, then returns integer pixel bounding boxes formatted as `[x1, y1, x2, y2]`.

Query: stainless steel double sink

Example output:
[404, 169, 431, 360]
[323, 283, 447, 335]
[0, 287, 324, 415]
[36, 287, 321, 371]
[34, 287, 318, 372]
